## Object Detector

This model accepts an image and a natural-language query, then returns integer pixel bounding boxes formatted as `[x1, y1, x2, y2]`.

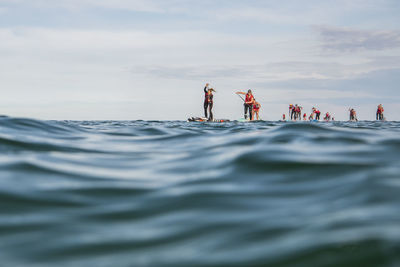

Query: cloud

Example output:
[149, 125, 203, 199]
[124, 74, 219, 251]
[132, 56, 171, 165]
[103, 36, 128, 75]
[0, 0, 196, 14]
[131, 58, 400, 83]
[315, 26, 400, 52]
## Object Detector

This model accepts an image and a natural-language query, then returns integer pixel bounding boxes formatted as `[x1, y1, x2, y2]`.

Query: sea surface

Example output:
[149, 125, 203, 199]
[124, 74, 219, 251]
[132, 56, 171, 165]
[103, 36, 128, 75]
[0, 116, 399, 267]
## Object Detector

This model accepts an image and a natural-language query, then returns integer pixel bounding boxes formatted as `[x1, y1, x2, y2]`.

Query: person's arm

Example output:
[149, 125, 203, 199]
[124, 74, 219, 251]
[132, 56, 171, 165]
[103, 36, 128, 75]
[204, 83, 209, 93]
[236, 92, 246, 95]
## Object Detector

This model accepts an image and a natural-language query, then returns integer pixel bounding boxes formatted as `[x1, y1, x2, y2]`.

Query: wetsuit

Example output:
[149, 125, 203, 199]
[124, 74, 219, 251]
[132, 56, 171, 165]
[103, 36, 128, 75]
[244, 93, 254, 120]
[204, 86, 209, 118]
[289, 105, 294, 120]
[208, 93, 213, 121]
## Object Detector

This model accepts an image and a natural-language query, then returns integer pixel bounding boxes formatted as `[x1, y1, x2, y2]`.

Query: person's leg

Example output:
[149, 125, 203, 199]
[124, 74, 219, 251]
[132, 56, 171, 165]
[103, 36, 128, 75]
[256, 111, 259, 120]
[204, 102, 208, 118]
[244, 104, 248, 119]
[249, 106, 253, 120]
[208, 103, 213, 121]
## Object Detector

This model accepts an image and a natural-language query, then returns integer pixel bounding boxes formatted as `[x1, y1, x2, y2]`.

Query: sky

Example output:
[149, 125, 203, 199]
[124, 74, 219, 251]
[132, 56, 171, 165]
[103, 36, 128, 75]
[0, 0, 399, 120]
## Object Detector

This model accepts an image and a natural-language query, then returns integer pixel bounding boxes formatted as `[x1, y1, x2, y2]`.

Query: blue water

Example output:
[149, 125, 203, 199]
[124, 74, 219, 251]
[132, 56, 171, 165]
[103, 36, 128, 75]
[0, 117, 399, 267]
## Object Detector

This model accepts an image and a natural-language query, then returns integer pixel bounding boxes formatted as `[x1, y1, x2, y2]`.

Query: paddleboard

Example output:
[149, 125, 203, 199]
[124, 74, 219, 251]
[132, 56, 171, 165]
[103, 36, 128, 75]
[187, 117, 230, 122]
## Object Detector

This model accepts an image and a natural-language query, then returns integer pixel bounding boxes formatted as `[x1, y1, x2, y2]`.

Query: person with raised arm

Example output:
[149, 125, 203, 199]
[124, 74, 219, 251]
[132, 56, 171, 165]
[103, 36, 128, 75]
[203, 83, 210, 118]
[236, 89, 255, 120]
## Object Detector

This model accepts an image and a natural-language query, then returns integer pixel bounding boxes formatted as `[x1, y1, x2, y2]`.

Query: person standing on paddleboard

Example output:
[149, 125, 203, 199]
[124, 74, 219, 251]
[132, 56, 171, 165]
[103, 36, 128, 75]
[207, 88, 216, 121]
[203, 83, 210, 118]
[349, 108, 358, 121]
[376, 104, 384, 121]
[289, 104, 294, 120]
[252, 100, 261, 121]
[236, 90, 255, 120]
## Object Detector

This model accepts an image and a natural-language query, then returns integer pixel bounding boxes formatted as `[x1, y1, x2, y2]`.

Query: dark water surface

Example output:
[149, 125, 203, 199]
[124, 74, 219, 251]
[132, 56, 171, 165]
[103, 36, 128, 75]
[0, 117, 399, 267]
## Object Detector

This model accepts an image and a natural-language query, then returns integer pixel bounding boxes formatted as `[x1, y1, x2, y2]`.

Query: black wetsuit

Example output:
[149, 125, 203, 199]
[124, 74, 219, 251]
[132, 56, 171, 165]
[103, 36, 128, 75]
[204, 87, 209, 118]
[244, 104, 252, 120]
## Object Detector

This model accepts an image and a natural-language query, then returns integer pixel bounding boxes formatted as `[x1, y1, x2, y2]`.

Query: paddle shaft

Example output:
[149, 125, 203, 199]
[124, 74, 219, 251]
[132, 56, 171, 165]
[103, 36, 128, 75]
[236, 94, 245, 102]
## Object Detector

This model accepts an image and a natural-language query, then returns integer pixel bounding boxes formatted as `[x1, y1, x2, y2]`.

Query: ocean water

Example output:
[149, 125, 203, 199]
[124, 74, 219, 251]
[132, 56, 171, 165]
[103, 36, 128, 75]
[0, 116, 399, 267]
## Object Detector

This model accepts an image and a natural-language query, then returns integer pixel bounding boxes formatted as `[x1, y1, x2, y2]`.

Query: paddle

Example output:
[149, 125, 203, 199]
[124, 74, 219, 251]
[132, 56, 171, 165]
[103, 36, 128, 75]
[236, 93, 245, 102]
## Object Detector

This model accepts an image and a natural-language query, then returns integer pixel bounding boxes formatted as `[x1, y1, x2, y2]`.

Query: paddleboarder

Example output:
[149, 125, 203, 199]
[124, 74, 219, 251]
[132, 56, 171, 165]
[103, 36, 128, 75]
[349, 108, 358, 121]
[236, 90, 255, 120]
[207, 88, 216, 121]
[252, 100, 261, 121]
[203, 83, 210, 118]
[377, 104, 384, 120]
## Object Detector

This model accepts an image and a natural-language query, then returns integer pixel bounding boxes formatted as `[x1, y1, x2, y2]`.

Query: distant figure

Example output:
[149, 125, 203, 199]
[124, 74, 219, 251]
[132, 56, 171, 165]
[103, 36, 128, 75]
[349, 108, 358, 121]
[324, 112, 331, 121]
[252, 100, 261, 121]
[376, 104, 384, 120]
[293, 104, 300, 120]
[282, 114, 286, 121]
[289, 104, 294, 120]
[203, 83, 210, 118]
[309, 110, 314, 121]
[303, 113, 307, 121]
[236, 90, 255, 120]
[313, 107, 321, 120]
[297, 105, 303, 121]
[207, 88, 216, 121]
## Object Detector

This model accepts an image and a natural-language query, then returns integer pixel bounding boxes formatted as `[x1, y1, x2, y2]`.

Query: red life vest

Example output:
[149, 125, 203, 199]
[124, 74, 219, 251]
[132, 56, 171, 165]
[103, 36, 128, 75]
[245, 93, 253, 103]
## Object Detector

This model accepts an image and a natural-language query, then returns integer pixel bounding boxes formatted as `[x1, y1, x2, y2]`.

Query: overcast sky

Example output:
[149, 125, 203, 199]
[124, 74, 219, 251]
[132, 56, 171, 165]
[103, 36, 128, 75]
[0, 0, 399, 120]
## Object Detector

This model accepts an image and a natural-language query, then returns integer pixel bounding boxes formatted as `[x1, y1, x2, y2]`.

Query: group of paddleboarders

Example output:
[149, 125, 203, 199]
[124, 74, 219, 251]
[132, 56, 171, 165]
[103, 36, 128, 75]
[200, 84, 386, 122]
[288, 104, 303, 120]
[287, 106, 328, 121]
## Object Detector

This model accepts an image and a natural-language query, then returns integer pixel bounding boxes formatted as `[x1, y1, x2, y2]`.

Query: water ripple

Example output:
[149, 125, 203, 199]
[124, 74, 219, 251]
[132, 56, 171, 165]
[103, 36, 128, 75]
[0, 117, 399, 266]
